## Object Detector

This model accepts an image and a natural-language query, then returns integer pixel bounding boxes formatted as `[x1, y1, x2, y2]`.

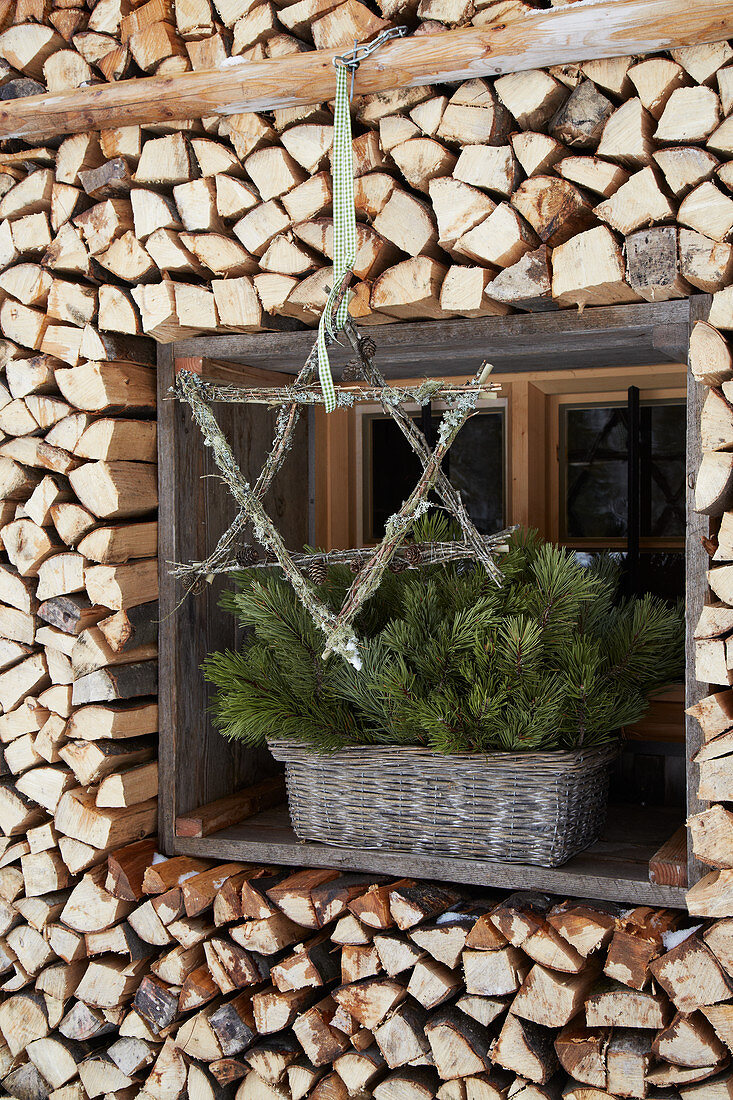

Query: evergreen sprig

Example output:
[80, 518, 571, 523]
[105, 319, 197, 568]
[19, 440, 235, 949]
[205, 525, 684, 755]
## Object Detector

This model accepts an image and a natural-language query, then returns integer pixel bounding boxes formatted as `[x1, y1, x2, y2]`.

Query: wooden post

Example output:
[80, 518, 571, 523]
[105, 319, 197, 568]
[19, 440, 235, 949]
[157, 348, 310, 852]
[1, 0, 733, 140]
[510, 381, 547, 537]
[315, 407, 355, 551]
[157, 344, 180, 853]
[686, 294, 713, 888]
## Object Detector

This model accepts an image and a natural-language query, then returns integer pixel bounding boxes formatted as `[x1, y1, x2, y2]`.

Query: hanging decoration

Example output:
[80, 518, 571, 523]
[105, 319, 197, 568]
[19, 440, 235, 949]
[171, 33, 514, 668]
[174, 321, 509, 668]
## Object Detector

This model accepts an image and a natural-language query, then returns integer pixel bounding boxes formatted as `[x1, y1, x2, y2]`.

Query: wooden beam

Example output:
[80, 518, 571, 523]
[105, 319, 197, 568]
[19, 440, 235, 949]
[3, 0, 733, 140]
[172, 302, 691, 378]
[509, 380, 547, 537]
[174, 357, 292, 385]
[686, 295, 714, 889]
[314, 404, 355, 550]
[649, 826, 688, 888]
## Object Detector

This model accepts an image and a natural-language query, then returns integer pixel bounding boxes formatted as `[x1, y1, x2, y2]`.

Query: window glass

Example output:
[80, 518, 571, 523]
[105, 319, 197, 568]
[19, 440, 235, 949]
[368, 409, 505, 541]
[561, 401, 686, 540]
[560, 399, 685, 603]
[573, 550, 685, 604]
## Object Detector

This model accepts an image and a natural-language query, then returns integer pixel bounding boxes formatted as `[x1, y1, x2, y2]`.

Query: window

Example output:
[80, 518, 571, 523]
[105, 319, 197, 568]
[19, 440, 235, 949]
[159, 300, 699, 906]
[559, 397, 686, 602]
[360, 373, 688, 806]
[359, 402, 507, 544]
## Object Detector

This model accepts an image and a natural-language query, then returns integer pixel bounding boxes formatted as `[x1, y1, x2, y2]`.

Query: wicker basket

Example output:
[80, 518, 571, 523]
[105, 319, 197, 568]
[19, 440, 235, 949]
[268, 740, 618, 868]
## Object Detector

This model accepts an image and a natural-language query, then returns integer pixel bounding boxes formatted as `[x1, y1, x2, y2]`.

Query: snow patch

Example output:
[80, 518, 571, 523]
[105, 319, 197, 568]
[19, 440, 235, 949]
[178, 870, 200, 884]
[662, 924, 703, 952]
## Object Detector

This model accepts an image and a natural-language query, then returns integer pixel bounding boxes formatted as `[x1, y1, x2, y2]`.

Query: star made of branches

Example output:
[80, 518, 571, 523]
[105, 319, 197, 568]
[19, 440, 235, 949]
[173, 319, 512, 668]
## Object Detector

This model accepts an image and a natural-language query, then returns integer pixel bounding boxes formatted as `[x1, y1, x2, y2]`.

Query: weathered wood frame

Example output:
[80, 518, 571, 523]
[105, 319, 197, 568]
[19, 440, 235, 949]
[158, 298, 704, 907]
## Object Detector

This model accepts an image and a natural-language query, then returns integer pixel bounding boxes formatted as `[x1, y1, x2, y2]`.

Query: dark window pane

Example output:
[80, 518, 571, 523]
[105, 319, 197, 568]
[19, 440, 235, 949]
[369, 410, 504, 539]
[564, 405, 629, 538]
[562, 401, 685, 540]
[573, 550, 685, 602]
[370, 417, 422, 539]
[448, 414, 505, 536]
[642, 405, 686, 538]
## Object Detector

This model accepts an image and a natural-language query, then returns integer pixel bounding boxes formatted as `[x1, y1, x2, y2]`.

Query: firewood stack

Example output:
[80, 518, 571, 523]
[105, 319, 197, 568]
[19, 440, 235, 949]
[0, 864, 732, 1100]
[0, 137, 161, 1091]
[0, 0, 586, 100]
[1, 43, 733, 334]
[0, 22, 732, 1100]
[688, 310, 733, 921]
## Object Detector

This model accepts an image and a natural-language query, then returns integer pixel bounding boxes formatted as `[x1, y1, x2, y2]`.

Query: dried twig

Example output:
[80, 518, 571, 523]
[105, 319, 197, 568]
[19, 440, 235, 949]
[182, 379, 500, 407]
[169, 534, 515, 582]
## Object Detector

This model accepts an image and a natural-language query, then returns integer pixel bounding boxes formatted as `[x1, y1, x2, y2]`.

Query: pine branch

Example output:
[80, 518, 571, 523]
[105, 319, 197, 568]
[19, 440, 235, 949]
[205, 530, 684, 755]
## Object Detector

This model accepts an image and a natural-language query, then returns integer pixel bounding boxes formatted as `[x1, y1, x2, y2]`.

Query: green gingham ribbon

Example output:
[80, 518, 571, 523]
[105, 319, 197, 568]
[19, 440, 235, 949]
[316, 28, 407, 413]
[317, 59, 357, 414]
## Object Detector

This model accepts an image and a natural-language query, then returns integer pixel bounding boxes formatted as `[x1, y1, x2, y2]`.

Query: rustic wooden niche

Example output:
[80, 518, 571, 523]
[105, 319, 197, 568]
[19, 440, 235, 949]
[158, 299, 703, 908]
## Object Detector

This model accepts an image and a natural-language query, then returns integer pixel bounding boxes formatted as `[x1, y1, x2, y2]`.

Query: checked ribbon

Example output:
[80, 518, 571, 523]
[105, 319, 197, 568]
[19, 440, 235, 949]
[316, 59, 356, 414]
[316, 28, 408, 413]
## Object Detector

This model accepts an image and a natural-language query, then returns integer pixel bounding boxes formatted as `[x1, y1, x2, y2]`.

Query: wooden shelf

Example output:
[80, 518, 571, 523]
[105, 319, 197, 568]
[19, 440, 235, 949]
[173, 802, 687, 907]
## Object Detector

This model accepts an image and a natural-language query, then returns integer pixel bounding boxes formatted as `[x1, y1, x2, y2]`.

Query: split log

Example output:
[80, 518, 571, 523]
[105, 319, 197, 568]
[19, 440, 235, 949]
[596, 97, 655, 166]
[429, 177, 494, 251]
[68, 461, 157, 519]
[511, 964, 599, 1027]
[625, 225, 690, 302]
[656, 85, 721, 143]
[551, 225, 639, 308]
[649, 936, 733, 1012]
[511, 175, 595, 246]
[687, 869, 733, 918]
[511, 132, 565, 177]
[605, 1029, 654, 1099]
[690, 322, 733, 385]
[373, 1000, 429, 1069]
[679, 181, 733, 242]
[436, 80, 512, 146]
[690, 804, 733, 868]
[292, 996, 351, 1066]
[594, 165, 674, 234]
[653, 1009, 728, 1069]
[549, 81, 613, 150]
[491, 1013, 558, 1084]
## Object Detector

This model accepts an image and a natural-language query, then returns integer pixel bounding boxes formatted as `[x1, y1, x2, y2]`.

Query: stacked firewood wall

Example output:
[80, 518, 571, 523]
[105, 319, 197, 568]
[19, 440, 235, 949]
[1, 857, 733, 1099]
[5, 45, 733, 333]
[687, 307, 733, 918]
[0, 244, 162, 1089]
[1, 25, 733, 1100]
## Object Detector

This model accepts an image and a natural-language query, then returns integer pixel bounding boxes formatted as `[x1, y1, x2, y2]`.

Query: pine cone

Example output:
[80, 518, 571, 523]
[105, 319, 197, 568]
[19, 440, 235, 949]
[308, 558, 328, 585]
[403, 544, 422, 566]
[349, 556, 363, 574]
[389, 557, 407, 574]
[236, 546, 260, 566]
[341, 361, 362, 382]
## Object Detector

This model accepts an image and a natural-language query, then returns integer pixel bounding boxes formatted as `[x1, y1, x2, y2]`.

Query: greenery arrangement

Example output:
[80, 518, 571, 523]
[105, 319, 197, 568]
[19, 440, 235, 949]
[204, 520, 684, 756]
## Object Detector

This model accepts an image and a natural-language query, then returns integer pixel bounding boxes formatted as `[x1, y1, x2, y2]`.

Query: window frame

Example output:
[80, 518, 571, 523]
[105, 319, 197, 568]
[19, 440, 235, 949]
[551, 386, 687, 551]
[157, 298, 707, 903]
